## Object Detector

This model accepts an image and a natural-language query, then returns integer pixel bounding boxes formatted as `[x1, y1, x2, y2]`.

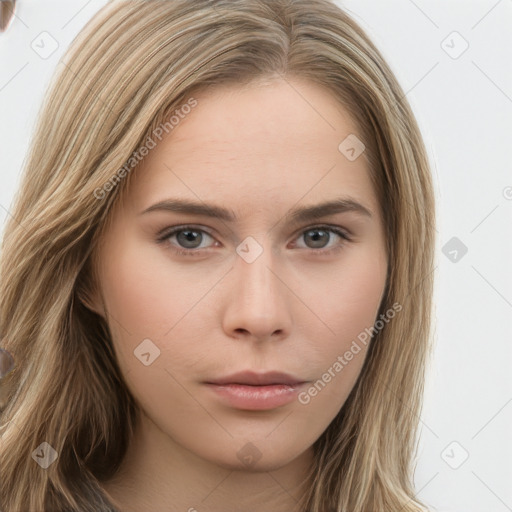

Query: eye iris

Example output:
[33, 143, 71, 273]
[171, 228, 336, 251]
[305, 229, 330, 248]
[177, 229, 203, 249]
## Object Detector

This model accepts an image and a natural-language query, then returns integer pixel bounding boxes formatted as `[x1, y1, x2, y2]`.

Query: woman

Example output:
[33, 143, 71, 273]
[0, 0, 436, 510]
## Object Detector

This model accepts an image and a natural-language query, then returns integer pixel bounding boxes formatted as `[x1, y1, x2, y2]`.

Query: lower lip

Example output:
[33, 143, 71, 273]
[205, 383, 307, 410]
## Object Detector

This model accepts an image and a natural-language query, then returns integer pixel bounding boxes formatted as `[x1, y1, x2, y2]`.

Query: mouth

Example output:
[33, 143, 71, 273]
[204, 371, 309, 411]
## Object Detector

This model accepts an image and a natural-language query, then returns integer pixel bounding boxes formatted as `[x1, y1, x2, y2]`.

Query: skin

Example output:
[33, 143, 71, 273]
[88, 77, 388, 512]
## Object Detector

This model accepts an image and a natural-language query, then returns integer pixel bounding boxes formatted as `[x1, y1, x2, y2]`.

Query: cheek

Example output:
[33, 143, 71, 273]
[298, 243, 387, 341]
[294, 245, 387, 397]
[333, 252, 386, 331]
[98, 237, 227, 374]
[99, 233, 191, 333]
[97, 238, 174, 365]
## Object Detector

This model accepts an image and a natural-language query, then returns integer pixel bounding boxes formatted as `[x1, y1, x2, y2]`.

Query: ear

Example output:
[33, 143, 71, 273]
[77, 286, 105, 317]
[75, 259, 106, 318]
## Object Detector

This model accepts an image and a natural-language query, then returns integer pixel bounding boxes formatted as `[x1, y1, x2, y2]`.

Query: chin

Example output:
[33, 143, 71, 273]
[198, 441, 310, 473]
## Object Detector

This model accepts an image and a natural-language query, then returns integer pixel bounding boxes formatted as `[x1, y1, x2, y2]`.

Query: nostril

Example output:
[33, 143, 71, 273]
[0, 0, 16, 33]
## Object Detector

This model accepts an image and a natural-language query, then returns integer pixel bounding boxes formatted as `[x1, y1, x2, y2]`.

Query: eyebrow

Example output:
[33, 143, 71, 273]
[139, 197, 373, 224]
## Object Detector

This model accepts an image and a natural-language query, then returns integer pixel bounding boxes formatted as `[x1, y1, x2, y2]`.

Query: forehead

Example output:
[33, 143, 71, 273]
[170, 78, 361, 154]
[127, 78, 378, 216]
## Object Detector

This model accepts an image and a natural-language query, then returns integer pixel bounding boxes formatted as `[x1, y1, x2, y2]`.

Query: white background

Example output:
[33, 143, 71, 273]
[1, 1, 511, 511]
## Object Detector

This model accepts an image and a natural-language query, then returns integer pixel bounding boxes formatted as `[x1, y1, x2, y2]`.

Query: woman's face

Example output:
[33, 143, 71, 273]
[90, 78, 388, 473]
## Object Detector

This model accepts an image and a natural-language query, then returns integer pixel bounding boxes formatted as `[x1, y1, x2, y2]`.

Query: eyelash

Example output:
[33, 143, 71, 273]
[156, 224, 351, 257]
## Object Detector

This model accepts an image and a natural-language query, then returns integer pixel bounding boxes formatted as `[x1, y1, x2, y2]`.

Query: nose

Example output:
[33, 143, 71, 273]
[221, 244, 292, 342]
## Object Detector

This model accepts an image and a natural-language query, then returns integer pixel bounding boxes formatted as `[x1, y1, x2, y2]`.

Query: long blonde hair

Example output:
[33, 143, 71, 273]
[0, 1, 436, 510]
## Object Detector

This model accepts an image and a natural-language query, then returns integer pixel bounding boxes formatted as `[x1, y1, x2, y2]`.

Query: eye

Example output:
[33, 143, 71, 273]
[293, 225, 351, 255]
[157, 226, 216, 256]
[156, 224, 351, 256]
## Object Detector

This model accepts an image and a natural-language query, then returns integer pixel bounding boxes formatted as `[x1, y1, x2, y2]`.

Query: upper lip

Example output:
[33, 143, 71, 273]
[205, 371, 307, 386]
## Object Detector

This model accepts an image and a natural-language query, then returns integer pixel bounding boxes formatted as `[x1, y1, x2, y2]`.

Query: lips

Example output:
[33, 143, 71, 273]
[205, 370, 306, 387]
[204, 371, 309, 410]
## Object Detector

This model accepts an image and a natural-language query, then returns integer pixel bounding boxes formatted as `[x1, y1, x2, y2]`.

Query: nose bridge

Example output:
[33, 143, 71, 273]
[223, 235, 291, 339]
[235, 235, 279, 305]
